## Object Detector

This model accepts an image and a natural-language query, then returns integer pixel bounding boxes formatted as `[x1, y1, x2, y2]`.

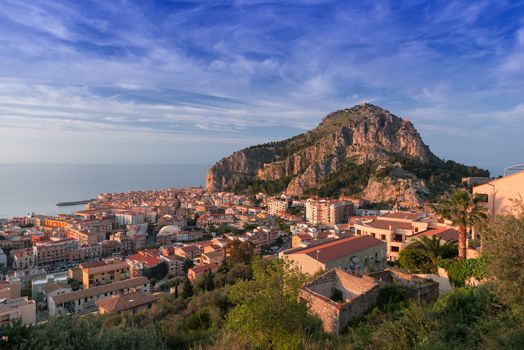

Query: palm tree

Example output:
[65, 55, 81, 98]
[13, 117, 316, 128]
[437, 189, 487, 259]
[410, 235, 457, 270]
[0, 319, 33, 349]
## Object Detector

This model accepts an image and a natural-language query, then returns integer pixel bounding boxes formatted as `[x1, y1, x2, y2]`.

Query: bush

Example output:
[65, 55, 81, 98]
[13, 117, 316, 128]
[439, 257, 487, 287]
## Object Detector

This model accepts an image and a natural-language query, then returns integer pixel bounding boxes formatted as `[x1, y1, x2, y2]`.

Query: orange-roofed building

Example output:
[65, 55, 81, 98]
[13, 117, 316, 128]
[127, 253, 163, 277]
[187, 263, 219, 281]
[281, 235, 386, 275]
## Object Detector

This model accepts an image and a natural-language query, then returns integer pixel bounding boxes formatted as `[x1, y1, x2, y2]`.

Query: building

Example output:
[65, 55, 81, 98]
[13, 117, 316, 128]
[159, 254, 185, 276]
[48, 277, 150, 316]
[127, 253, 163, 277]
[409, 227, 459, 244]
[300, 268, 438, 334]
[0, 279, 21, 299]
[473, 169, 524, 217]
[267, 199, 289, 216]
[69, 244, 102, 263]
[281, 235, 386, 275]
[80, 260, 130, 289]
[0, 297, 36, 325]
[12, 248, 35, 269]
[31, 271, 69, 300]
[116, 212, 145, 226]
[305, 199, 352, 226]
[42, 283, 71, 308]
[187, 263, 219, 282]
[97, 290, 158, 315]
[200, 251, 224, 265]
[353, 212, 433, 260]
[174, 245, 202, 260]
[33, 238, 78, 267]
[66, 228, 100, 246]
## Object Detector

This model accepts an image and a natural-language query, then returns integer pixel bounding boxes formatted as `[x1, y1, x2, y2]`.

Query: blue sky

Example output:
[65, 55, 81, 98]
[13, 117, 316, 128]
[0, 0, 523, 175]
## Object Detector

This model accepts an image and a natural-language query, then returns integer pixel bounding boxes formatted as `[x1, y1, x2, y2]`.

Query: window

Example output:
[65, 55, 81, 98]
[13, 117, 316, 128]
[477, 193, 489, 203]
[391, 246, 400, 252]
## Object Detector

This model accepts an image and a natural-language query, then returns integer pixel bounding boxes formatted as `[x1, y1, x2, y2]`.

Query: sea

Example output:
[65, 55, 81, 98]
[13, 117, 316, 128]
[0, 164, 209, 218]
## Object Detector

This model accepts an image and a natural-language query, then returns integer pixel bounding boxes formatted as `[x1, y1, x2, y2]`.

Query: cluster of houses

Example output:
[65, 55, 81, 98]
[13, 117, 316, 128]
[0, 168, 523, 330]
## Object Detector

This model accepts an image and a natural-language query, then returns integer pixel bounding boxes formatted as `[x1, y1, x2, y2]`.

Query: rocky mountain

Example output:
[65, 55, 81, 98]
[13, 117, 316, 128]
[206, 104, 489, 209]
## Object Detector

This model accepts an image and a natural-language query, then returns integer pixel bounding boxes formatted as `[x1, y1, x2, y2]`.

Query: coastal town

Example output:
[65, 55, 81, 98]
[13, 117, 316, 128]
[1, 169, 522, 330]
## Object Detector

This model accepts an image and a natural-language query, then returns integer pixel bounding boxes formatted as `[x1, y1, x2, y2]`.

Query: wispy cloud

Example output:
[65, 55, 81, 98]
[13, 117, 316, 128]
[0, 0, 523, 170]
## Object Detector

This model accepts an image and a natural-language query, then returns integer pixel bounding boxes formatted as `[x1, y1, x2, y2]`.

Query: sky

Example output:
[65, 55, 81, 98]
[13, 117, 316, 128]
[0, 1, 523, 175]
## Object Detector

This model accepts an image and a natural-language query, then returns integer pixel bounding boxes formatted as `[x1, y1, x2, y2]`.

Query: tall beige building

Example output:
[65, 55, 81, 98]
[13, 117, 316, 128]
[473, 169, 524, 217]
[305, 199, 352, 226]
[267, 199, 289, 216]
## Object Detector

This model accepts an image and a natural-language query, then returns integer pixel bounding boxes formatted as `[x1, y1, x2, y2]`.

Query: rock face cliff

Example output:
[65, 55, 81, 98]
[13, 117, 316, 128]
[206, 104, 488, 208]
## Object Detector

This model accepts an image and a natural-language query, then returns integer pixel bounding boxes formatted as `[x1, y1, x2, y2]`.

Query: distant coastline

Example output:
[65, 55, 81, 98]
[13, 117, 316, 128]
[0, 163, 208, 218]
[56, 199, 95, 207]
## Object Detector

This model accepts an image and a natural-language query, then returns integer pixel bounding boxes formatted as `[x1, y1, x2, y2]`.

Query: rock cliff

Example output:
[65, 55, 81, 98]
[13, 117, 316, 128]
[206, 104, 488, 208]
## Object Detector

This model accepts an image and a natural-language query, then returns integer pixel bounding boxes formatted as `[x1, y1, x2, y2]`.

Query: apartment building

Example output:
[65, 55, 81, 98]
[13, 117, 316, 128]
[80, 260, 130, 288]
[44, 218, 71, 229]
[0, 297, 36, 325]
[116, 212, 145, 226]
[48, 277, 150, 316]
[33, 238, 79, 267]
[174, 244, 202, 260]
[159, 254, 185, 276]
[305, 199, 352, 226]
[281, 235, 386, 275]
[200, 250, 224, 265]
[353, 212, 432, 261]
[127, 253, 163, 277]
[12, 248, 35, 269]
[267, 199, 289, 216]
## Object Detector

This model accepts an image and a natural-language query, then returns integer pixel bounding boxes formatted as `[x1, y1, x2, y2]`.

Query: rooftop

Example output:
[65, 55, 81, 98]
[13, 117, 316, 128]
[51, 277, 149, 305]
[286, 235, 384, 263]
[357, 219, 414, 231]
[97, 290, 158, 313]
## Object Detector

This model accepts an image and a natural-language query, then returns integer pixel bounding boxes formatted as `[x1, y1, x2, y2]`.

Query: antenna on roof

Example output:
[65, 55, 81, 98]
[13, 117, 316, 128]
[503, 164, 524, 176]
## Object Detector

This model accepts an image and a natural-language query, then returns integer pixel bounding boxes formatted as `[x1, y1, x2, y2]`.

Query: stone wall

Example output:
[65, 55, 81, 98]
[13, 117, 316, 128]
[301, 268, 381, 334]
[302, 267, 439, 334]
[368, 268, 439, 303]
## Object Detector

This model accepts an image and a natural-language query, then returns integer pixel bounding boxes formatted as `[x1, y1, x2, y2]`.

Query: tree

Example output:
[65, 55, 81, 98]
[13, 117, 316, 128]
[437, 190, 487, 259]
[143, 261, 169, 281]
[182, 278, 194, 299]
[409, 236, 457, 271]
[225, 240, 255, 267]
[226, 257, 318, 349]
[483, 211, 524, 316]
[183, 259, 194, 273]
[0, 319, 32, 349]
[399, 244, 433, 273]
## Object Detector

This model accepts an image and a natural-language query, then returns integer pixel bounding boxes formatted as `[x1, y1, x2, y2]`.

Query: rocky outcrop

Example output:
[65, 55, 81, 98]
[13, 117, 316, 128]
[206, 147, 275, 191]
[205, 103, 486, 208]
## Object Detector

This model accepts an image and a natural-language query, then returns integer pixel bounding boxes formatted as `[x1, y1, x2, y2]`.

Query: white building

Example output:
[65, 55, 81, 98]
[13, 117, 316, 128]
[48, 277, 150, 316]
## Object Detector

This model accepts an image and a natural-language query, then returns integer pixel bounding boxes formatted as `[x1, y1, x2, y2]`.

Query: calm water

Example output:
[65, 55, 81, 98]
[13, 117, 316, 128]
[0, 164, 209, 218]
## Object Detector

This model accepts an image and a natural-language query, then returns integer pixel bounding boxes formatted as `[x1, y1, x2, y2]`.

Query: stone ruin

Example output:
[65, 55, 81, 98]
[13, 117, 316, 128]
[299, 268, 439, 334]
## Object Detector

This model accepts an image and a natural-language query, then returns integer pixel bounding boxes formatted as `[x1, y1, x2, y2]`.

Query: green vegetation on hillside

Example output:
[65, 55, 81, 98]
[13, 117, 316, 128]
[226, 176, 293, 195]
[304, 158, 376, 197]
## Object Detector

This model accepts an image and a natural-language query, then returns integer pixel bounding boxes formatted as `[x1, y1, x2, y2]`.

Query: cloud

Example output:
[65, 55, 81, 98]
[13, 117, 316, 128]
[0, 0, 523, 168]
